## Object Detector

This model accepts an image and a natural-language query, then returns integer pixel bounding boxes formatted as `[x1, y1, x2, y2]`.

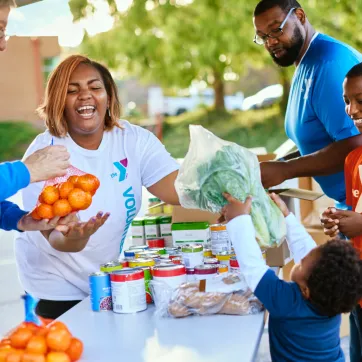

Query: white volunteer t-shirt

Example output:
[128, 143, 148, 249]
[15, 121, 179, 300]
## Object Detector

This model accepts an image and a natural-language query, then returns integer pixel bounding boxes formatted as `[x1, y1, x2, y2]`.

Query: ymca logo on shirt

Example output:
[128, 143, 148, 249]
[111, 158, 128, 182]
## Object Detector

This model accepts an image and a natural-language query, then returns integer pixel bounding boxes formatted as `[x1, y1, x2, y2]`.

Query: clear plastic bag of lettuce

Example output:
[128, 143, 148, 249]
[175, 125, 286, 249]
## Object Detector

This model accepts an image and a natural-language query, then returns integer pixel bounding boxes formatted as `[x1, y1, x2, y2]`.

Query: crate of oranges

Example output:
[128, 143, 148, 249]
[31, 166, 100, 220]
[0, 320, 84, 362]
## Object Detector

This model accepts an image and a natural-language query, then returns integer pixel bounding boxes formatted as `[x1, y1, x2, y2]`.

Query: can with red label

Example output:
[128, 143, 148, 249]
[194, 265, 218, 281]
[152, 265, 186, 290]
[171, 256, 183, 265]
[147, 238, 165, 248]
[204, 257, 219, 265]
[110, 268, 147, 313]
[230, 256, 240, 273]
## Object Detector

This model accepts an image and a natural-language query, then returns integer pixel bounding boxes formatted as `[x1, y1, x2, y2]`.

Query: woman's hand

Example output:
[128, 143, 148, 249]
[46, 212, 110, 252]
[218, 193, 252, 223]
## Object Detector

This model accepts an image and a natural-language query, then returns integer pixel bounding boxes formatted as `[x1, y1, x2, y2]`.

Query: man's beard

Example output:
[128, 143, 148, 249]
[270, 26, 304, 67]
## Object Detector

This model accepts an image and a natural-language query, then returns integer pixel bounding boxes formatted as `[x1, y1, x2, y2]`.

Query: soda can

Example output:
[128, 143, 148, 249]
[89, 272, 112, 311]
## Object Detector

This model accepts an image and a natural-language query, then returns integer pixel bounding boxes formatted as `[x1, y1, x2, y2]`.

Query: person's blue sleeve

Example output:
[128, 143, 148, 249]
[312, 58, 360, 141]
[0, 161, 30, 201]
[0, 201, 28, 231]
[254, 269, 303, 318]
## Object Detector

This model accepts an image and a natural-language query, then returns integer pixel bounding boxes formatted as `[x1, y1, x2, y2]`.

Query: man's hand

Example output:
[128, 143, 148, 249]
[260, 161, 290, 189]
[23, 146, 70, 183]
[327, 209, 362, 239]
[218, 193, 252, 223]
[17, 211, 77, 232]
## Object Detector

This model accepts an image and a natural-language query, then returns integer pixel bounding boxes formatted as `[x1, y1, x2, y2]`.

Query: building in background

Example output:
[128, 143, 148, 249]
[0, 36, 60, 123]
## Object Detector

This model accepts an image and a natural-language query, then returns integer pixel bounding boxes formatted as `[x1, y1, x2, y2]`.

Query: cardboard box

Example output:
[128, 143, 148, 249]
[265, 239, 291, 267]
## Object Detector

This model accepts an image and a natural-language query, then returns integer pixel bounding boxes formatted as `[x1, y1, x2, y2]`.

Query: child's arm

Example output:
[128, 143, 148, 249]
[223, 193, 303, 317]
[270, 193, 316, 263]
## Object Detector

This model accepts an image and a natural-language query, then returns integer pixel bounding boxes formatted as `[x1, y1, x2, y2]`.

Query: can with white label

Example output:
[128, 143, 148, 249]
[181, 244, 204, 268]
[110, 268, 147, 314]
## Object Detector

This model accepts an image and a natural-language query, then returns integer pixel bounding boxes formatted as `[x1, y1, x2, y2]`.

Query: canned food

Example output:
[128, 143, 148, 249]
[210, 224, 231, 255]
[100, 261, 123, 273]
[129, 245, 149, 251]
[129, 258, 156, 268]
[194, 264, 218, 280]
[186, 268, 195, 282]
[165, 247, 179, 255]
[230, 256, 240, 272]
[110, 269, 147, 314]
[139, 266, 153, 304]
[124, 249, 137, 258]
[218, 264, 229, 274]
[118, 259, 129, 268]
[89, 272, 112, 311]
[216, 251, 234, 266]
[149, 247, 166, 255]
[135, 251, 160, 259]
[204, 257, 219, 265]
[147, 238, 165, 248]
[171, 256, 183, 265]
[203, 248, 213, 258]
[152, 265, 187, 290]
[181, 244, 204, 269]
[169, 253, 181, 260]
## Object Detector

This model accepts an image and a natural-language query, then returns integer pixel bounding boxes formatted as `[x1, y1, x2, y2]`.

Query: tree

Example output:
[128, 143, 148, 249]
[69, 0, 263, 111]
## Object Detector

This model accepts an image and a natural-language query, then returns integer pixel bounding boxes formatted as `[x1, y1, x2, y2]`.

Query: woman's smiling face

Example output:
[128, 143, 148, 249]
[64, 63, 109, 137]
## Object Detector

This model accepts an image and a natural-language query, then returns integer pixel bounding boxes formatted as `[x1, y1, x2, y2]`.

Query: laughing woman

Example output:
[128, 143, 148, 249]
[15, 55, 179, 319]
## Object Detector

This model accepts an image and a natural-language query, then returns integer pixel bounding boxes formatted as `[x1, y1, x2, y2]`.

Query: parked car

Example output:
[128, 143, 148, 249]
[242, 84, 283, 111]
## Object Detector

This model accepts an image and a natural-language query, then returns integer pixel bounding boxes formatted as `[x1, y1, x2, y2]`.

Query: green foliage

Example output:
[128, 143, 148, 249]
[161, 106, 288, 158]
[0, 122, 40, 162]
[69, 0, 265, 109]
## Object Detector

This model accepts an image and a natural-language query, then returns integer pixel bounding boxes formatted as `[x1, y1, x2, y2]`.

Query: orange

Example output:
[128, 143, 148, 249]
[45, 352, 70, 362]
[76, 174, 100, 194]
[39, 186, 59, 206]
[67, 189, 89, 211]
[65, 338, 83, 362]
[30, 207, 42, 221]
[46, 330, 71, 352]
[52, 200, 72, 218]
[9, 328, 33, 349]
[36, 204, 54, 220]
[84, 192, 92, 210]
[67, 176, 79, 185]
[26, 336, 47, 355]
[5, 349, 24, 362]
[22, 353, 46, 362]
[0, 347, 14, 362]
[46, 323, 69, 334]
[58, 182, 74, 200]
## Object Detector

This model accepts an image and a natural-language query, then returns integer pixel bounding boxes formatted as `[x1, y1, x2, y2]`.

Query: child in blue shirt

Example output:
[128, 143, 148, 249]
[222, 192, 362, 362]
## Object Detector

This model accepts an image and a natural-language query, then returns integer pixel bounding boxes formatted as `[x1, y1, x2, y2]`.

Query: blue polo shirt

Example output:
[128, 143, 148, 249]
[285, 33, 362, 204]
[255, 269, 344, 362]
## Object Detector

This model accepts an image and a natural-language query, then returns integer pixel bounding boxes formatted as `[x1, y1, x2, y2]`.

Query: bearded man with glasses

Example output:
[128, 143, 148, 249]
[255, 0, 362, 210]
[254, 1, 362, 361]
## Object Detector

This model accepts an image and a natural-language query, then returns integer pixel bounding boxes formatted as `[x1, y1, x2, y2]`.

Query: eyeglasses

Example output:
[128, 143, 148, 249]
[254, 7, 296, 45]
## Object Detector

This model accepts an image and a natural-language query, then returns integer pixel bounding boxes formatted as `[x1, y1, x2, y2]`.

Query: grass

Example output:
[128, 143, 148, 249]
[161, 106, 288, 158]
[0, 122, 41, 162]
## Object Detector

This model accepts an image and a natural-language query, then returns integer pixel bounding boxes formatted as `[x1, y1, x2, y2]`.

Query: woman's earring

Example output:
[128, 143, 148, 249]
[107, 108, 111, 117]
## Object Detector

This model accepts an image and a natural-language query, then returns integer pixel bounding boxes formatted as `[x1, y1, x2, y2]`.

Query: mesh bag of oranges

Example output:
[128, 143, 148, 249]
[0, 295, 84, 362]
[31, 166, 100, 220]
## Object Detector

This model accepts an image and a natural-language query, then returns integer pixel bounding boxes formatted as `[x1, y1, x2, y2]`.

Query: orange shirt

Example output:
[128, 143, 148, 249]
[345, 145, 362, 259]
